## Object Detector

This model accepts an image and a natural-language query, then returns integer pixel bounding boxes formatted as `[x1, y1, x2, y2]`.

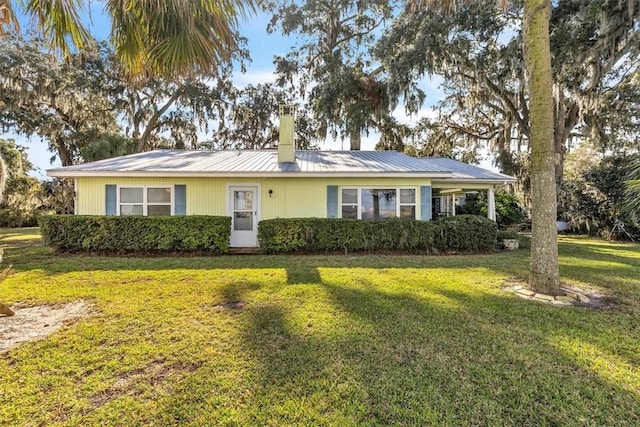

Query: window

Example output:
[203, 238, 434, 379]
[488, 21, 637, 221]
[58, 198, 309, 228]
[341, 188, 416, 219]
[341, 188, 359, 219]
[232, 190, 254, 230]
[399, 188, 416, 219]
[362, 189, 396, 219]
[119, 186, 172, 216]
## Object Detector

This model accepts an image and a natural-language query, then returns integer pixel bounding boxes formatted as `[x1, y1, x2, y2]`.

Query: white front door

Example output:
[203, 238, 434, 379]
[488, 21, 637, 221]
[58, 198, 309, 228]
[229, 186, 259, 247]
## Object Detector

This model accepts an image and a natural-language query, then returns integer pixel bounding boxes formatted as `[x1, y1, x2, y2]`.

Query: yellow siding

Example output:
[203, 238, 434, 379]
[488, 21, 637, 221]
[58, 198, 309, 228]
[77, 177, 227, 216]
[281, 177, 427, 218]
[76, 176, 432, 219]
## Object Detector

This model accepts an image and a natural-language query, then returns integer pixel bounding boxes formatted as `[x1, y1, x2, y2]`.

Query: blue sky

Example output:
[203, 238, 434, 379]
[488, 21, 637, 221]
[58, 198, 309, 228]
[13, 5, 446, 179]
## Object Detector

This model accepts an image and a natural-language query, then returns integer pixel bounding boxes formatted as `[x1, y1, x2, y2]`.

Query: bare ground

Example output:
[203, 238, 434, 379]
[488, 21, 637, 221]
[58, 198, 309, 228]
[0, 301, 94, 353]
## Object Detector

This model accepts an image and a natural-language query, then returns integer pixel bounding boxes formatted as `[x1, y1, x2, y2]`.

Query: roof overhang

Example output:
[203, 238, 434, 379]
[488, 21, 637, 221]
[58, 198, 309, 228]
[47, 170, 455, 179]
[432, 178, 517, 185]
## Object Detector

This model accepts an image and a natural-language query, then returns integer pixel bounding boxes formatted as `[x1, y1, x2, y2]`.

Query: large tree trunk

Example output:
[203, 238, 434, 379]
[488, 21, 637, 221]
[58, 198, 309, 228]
[524, 0, 560, 294]
[349, 128, 361, 151]
[54, 136, 74, 166]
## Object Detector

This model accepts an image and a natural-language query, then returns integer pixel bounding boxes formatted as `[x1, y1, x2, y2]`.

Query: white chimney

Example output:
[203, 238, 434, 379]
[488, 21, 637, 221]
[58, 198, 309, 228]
[278, 105, 295, 163]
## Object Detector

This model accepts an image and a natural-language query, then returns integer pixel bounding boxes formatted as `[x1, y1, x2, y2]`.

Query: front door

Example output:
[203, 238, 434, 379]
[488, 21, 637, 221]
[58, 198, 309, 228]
[229, 186, 259, 247]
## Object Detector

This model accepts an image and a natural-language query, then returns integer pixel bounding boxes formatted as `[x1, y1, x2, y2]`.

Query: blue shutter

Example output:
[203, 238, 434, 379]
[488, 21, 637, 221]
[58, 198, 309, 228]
[327, 185, 338, 218]
[420, 185, 432, 221]
[105, 185, 117, 216]
[174, 184, 186, 215]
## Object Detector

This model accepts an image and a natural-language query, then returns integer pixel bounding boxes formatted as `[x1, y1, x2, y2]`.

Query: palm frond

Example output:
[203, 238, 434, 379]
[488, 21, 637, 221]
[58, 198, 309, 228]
[0, 0, 20, 35]
[23, 0, 93, 55]
[109, 0, 257, 78]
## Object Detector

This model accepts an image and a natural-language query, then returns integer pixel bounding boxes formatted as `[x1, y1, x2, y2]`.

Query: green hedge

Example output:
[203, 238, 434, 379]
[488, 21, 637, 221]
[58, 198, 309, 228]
[258, 215, 497, 254]
[39, 215, 231, 253]
[431, 215, 499, 252]
[496, 230, 520, 241]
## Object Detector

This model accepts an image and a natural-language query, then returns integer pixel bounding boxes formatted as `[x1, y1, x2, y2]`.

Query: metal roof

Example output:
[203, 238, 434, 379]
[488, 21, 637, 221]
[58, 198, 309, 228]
[426, 157, 516, 183]
[47, 149, 515, 182]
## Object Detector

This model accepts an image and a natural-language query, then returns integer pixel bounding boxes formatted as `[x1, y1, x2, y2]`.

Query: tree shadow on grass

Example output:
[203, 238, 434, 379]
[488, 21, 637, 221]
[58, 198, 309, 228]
[284, 263, 322, 285]
[8, 267, 632, 425]
[193, 280, 640, 426]
[217, 281, 262, 304]
[6, 237, 639, 300]
[328, 283, 640, 423]
[4, 231, 640, 425]
[5, 241, 639, 312]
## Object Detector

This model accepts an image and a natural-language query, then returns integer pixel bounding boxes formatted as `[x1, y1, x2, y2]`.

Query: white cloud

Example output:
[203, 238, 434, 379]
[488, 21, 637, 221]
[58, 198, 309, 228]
[391, 106, 439, 125]
[232, 70, 278, 88]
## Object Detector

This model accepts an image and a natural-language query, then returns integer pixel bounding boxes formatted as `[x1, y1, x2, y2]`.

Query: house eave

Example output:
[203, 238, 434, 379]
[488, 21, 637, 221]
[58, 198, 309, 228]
[432, 178, 517, 185]
[47, 170, 455, 179]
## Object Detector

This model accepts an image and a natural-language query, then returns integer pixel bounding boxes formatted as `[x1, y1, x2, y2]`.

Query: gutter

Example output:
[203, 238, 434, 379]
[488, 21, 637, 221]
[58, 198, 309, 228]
[431, 178, 517, 184]
[47, 170, 455, 179]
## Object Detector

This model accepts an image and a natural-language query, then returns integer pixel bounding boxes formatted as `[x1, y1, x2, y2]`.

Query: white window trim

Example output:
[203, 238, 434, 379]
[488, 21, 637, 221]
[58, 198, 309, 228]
[398, 188, 418, 219]
[340, 187, 361, 219]
[339, 187, 418, 220]
[117, 185, 174, 216]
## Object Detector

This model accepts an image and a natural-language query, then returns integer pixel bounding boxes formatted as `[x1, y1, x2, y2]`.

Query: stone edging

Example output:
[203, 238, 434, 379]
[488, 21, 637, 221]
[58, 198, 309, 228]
[512, 285, 591, 306]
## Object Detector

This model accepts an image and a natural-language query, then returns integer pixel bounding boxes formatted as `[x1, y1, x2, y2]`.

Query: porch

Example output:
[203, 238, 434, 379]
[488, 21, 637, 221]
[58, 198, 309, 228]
[432, 186, 497, 221]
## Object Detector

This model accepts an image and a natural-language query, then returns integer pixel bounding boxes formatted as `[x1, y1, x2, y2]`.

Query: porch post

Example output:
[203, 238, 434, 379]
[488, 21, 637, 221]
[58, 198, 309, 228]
[488, 187, 496, 221]
[451, 194, 456, 216]
[74, 178, 78, 215]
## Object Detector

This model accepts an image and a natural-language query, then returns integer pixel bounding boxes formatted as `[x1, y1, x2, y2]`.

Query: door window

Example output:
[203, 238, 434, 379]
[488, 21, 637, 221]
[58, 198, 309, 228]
[233, 191, 254, 230]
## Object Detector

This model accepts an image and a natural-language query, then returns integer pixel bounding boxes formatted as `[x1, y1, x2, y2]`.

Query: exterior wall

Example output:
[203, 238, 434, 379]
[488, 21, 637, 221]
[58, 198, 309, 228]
[281, 177, 428, 218]
[76, 176, 432, 220]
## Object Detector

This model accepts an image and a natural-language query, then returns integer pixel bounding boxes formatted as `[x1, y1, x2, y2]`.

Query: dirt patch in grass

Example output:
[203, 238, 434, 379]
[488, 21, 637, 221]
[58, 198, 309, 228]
[212, 300, 246, 310]
[0, 300, 94, 353]
[560, 284, 619, 308]
[87, 361, 201, 410]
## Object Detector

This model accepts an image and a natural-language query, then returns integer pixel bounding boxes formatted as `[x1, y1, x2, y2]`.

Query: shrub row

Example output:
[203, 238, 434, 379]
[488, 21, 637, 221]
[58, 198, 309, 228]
[258, 215, 498, 254]
[38, 215, 231, 253]
[432, 215, 500, 251]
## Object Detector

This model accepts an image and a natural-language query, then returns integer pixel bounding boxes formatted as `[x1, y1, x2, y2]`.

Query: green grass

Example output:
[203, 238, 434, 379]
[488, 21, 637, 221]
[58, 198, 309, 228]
[1, 228, 639, 426]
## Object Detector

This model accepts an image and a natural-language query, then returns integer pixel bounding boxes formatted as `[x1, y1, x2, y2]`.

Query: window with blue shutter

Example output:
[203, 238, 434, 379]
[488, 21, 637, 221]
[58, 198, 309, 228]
[105, 184, 117, 216]
[174, 185, 186, 215]
[327, 185, 338, 218]
[420, 185, 432, 221]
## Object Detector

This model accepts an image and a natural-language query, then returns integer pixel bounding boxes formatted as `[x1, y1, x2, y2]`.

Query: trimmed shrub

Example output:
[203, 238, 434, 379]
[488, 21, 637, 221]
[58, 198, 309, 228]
[363, 218, 434, 251]
[257, 218, 368, 253]
[431, 215, 498, 252]
[496, 230, 519, 241]
[39, 215, 231, 253]
[258, 216, 495, 254]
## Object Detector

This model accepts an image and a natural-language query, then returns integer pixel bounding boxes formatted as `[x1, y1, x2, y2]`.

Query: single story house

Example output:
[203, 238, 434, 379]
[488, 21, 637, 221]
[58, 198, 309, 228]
[47, 107, 516, 247]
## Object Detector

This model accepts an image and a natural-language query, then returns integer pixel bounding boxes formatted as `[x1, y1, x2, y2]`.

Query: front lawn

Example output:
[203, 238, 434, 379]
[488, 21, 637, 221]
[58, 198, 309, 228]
[1, 229, 639, 425]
